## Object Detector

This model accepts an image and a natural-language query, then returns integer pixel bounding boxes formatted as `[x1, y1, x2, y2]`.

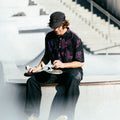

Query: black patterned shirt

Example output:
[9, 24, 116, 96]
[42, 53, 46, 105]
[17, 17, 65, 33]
[42, 27, 84, 65]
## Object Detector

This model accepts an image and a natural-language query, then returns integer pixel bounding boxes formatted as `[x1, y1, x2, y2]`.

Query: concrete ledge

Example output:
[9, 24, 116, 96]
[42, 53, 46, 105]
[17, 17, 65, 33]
[8, 79, 120, 86]
[7, 74, 120, 86]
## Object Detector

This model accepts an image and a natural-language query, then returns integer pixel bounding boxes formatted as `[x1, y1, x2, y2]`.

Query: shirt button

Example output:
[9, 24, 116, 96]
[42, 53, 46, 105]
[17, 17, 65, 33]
[59, 45, 61, 48]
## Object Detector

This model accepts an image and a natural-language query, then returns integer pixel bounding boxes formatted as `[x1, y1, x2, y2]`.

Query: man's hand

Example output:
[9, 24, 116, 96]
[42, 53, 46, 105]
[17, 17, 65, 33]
[53, 60, 65, 68]
[28, 67, 39, 74]
[25, 62, 45, 75]
[25, 66, 39, 75]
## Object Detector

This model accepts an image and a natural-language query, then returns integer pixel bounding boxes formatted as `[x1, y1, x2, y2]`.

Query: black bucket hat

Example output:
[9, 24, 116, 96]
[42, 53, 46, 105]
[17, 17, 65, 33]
[49, 11, 65, 28]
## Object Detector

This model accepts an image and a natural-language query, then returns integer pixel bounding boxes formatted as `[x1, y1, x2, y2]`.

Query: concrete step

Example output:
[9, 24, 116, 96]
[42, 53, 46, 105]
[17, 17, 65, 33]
[83, 40, 111, 45]
[2, 62, 25, 82]
[88, 43, 116, 49]
[93, 46, 120, 55]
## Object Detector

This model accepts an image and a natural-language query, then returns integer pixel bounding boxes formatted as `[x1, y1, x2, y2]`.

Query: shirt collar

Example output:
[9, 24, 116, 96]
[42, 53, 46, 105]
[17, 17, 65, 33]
[56, 27, 70, 38]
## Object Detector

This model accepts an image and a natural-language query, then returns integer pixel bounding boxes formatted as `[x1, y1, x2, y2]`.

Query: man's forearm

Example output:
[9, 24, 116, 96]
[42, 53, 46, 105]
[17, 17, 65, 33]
[53, 60, 84, 69]
[63, 61, 84, 68]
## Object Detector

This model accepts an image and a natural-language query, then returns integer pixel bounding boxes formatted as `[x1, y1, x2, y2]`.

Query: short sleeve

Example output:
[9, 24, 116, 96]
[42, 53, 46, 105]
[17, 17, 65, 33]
[74, 37, 84, 62]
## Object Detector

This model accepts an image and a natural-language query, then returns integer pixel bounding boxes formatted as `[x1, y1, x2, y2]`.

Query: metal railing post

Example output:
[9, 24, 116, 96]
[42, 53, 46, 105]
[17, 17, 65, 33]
[75, 0, 77, 4]
[90, 0, 93, 23]
[107, 12, 110, 39]
[105, 48, 108, 55]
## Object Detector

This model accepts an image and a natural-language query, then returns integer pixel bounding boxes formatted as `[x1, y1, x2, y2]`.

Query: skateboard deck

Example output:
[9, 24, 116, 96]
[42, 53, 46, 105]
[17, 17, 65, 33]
[24, 66, 63, 77]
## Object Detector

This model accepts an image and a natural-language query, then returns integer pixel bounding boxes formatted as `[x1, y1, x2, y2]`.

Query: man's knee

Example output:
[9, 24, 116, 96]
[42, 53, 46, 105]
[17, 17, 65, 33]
[67, 69, 83, 81]
[26, 75, 37, 85]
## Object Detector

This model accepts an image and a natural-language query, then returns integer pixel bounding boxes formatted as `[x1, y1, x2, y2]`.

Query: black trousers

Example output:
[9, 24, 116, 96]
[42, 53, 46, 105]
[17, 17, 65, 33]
[25, 68, 83, 120]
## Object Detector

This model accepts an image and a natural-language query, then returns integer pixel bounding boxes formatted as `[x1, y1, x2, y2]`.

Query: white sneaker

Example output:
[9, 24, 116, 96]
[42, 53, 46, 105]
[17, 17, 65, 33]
[56, 115, 68, 120]
[28, 114, 39, 120]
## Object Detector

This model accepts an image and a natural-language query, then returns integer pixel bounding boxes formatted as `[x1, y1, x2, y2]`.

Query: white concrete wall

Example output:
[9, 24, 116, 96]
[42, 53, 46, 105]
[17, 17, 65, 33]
[40, 85, 120, 120]
[0, 6, 45, 20]
[0, 20, 47, 63]
[0, 0, 28, 7]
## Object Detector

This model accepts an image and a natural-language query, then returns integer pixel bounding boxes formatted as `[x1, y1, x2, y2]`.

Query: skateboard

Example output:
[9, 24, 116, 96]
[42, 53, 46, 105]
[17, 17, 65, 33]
[24, 65, 63, 77]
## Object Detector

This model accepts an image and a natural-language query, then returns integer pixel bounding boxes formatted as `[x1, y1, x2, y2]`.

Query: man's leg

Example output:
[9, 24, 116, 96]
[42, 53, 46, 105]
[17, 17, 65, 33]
[48, 68, 83, 120]
[64, 68, 83, 120]
[25, 72, 58, 118]
[25, 75, 41, 117]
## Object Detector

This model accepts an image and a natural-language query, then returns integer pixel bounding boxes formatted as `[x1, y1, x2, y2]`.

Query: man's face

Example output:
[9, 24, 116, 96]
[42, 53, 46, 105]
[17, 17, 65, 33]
[52, 25, 64, 35]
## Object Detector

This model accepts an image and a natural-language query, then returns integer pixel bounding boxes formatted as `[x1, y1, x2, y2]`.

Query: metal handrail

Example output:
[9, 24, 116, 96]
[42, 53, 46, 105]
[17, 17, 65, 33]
[87, 0, 120, 27]
[86, 0, 120, 55]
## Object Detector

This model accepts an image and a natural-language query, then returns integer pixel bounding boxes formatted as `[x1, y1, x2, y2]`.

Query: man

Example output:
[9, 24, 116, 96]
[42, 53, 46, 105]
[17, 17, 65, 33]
[25, 11, 84, 120]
